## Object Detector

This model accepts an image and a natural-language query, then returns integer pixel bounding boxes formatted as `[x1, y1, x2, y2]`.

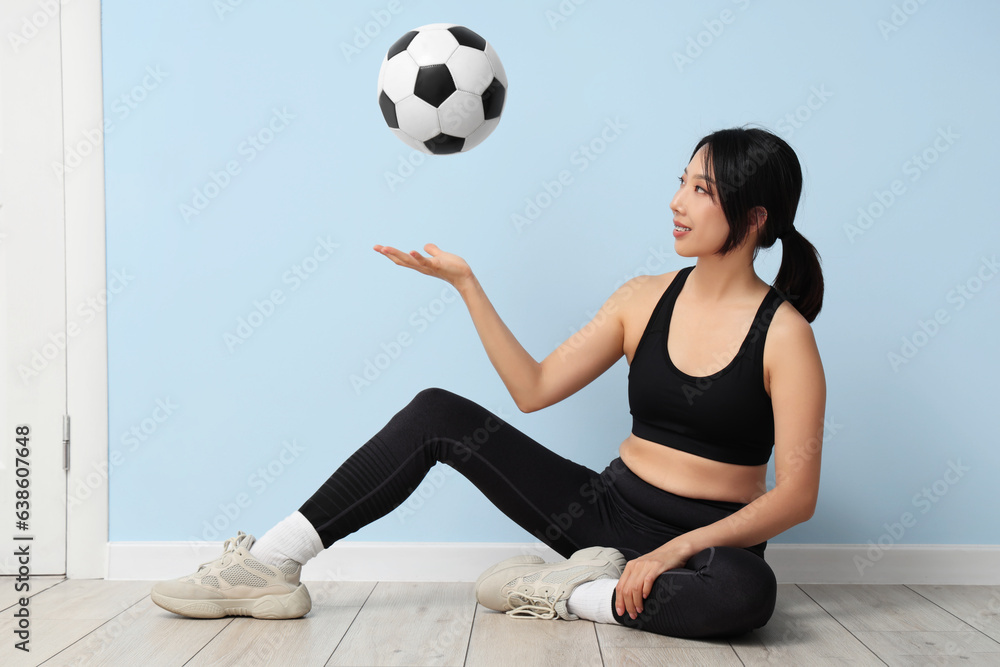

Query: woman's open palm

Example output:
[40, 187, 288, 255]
[374, 243, 474, 288]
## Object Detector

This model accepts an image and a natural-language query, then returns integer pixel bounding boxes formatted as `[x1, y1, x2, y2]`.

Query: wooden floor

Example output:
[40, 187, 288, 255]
[2, 577, 999, 666]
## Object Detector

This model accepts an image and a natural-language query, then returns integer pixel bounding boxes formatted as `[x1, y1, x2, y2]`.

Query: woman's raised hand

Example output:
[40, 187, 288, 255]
[373, 243, 474, 289]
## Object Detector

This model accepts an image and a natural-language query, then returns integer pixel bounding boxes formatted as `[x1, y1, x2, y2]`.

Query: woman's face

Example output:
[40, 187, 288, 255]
[670, 144, 730, 256]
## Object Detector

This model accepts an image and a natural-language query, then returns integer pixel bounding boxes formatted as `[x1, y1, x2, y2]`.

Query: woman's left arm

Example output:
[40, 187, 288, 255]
[682, 310, 826, 549]
[615, 309, 826, 618]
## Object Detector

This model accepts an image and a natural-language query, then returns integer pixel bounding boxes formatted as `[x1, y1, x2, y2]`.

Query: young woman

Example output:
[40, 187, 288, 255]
[152, 126, 826, 639]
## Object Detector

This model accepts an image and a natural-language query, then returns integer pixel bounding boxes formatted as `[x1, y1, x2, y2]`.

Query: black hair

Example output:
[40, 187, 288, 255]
[691, 125, 824, 322]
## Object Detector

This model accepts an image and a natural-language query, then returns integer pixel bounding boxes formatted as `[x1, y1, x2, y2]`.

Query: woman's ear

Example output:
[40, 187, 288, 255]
[750, 206, 768, 234]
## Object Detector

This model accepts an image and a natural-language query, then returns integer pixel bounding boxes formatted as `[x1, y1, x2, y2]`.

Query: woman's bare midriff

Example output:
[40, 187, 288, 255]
[618, 435, 767, 504]
[618, 269, 776, 505]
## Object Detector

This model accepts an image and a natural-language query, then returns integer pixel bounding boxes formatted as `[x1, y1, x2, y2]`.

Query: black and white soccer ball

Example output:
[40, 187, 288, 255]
[376, 23, 507, 155]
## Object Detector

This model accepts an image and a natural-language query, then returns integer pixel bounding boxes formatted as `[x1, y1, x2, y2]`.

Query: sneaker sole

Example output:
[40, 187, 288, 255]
[151, 583, 311, 619]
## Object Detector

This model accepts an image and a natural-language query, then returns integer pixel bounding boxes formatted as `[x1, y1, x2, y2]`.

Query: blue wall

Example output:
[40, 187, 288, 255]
[103, 1, 1000, 548]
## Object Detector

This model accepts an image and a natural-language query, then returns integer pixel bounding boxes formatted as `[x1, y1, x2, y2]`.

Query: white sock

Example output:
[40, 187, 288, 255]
[567, 578, 618, 624]
[249, 511, 324, 567]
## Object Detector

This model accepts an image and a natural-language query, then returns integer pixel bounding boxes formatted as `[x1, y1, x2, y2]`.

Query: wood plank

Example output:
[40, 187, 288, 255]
[0, 579, 161, 666]
[465, 604, 603, 667]
[853, 630, 1000, 663]
[24, 579, 152, 619]
[601, 646, 743, 666]
[908, 584, 1000, 642]
[800, 584, 974, 632]
[36, 596, 230, 667]
[188, 607, 361, 667]
[885, 657, 1000, 667]
[0, 618, 105, 667]
[185, 581, 376, 667]
[729, 584, 883, 665]
[11, 579, 996, 667]
[327, 582, 475, 667]
[305, 580, 377, 608]
[0, 579, 166, 666]
[0, 575, 65, 612]
[31, 581, 375, 667]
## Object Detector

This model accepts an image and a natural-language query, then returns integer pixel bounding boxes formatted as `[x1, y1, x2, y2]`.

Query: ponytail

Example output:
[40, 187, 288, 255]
[774, 227, 824, 323]
[690, 126, 825, 323]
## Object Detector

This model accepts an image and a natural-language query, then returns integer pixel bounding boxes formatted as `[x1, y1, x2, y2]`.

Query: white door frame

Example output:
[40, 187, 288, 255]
[2, 0, 69, 575]
[63, 0, 108, 579]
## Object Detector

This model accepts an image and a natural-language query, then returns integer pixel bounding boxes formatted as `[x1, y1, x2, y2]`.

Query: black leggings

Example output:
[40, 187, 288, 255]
[298, 387, 777, 638]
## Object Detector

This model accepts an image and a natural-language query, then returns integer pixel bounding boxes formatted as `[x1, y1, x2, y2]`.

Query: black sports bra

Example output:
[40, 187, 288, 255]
[627, 266, 786, 466]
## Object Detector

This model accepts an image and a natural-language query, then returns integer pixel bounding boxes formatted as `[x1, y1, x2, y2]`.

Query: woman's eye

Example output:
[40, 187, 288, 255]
[678, 176, 708, 194]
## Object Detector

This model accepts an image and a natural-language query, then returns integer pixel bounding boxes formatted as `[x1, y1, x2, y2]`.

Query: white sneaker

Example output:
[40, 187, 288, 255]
[475, 546, 625, 620]
[151, 531, 311, 619]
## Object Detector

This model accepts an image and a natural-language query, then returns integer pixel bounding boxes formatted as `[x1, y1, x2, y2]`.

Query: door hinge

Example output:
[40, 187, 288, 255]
[62, 415, 71, 471]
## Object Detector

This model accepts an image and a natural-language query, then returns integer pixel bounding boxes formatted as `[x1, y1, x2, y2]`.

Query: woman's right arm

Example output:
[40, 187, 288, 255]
[374, 242, 630, 413]
[454, 273, 541, 412]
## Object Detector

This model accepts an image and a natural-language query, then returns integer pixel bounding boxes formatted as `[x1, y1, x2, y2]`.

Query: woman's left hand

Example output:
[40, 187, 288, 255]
[614, 541, 694, 619]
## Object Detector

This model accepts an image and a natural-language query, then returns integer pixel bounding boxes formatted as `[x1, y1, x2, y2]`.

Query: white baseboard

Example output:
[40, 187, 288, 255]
[106, 542, 1000, 585]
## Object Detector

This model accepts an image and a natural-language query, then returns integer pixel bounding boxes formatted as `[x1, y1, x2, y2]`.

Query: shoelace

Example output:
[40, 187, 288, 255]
[504, 590, 558, 620]
[194, 531, 256, 575]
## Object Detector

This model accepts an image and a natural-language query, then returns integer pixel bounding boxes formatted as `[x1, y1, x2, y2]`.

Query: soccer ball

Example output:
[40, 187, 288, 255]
[376, 23, 507, 155]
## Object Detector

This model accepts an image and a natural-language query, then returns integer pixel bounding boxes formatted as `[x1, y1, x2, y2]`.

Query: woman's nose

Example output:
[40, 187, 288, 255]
[670, 190, 684, 214]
